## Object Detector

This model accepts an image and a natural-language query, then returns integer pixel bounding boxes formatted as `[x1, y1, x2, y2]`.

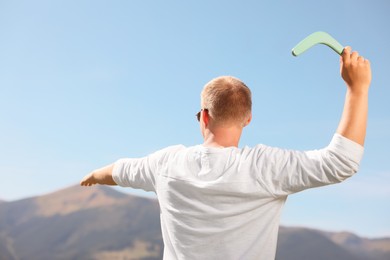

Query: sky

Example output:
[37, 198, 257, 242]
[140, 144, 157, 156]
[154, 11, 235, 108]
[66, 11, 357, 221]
[0, 0, 389, 238]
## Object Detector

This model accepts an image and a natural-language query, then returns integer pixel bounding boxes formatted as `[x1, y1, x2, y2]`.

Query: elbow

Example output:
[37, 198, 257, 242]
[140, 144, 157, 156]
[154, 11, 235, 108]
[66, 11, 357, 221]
[325, 150, 361, 183]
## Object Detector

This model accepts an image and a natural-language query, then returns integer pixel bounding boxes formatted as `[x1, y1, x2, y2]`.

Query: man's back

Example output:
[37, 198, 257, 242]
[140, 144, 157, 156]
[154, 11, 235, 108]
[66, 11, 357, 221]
[156, 145, 284, 259]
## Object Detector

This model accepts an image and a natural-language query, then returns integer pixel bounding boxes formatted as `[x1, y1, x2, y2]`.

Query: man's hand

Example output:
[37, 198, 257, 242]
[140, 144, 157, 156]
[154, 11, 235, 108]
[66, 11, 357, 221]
[80, 172, 98, 186]
[341, 46, 372, 93]
[80, 164, 117, 186]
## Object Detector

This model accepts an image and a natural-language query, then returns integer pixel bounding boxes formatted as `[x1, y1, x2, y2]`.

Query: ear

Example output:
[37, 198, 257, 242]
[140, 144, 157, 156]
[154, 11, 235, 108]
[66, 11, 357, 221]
[202, 109, 210, 126]
[243, 113, 252, 127]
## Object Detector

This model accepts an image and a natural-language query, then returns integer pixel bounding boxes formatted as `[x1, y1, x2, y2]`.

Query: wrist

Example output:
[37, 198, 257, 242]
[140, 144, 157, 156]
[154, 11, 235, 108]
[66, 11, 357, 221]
[346, 86, 369, 96]
[92, 164, 115, 185]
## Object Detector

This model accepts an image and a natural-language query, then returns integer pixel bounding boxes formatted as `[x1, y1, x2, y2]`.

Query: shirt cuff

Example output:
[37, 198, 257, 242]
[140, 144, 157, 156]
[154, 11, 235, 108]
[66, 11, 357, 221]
[328, 133, 364, 163]
[112, 158, 130, 187]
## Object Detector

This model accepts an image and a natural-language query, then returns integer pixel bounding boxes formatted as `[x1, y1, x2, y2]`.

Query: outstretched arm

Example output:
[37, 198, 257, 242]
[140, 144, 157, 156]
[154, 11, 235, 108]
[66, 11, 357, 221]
[80, 164, 117, 186]
[336, 46, 372, 146]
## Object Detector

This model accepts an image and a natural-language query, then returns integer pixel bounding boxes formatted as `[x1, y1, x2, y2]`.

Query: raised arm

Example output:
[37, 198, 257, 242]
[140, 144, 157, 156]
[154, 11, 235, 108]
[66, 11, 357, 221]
[80, 163, 117, 186]
[336, 46, 372, 146]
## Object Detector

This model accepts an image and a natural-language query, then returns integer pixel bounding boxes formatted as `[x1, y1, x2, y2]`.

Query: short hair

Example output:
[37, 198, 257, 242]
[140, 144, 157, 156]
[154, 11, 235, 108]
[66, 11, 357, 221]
[201, 76, 252, 126]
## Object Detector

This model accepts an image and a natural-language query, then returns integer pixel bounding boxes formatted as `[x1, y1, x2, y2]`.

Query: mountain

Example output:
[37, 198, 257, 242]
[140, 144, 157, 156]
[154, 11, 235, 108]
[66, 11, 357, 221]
[0, 185, 163, 260]
[276, 227, 389, 260]
[0, 185, 389, 260]
[326, 231, 390, 260]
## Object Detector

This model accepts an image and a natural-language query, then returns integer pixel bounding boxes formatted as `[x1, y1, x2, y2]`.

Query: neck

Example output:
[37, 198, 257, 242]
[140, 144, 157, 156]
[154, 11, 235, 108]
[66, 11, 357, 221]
[203, 125, 243, 148]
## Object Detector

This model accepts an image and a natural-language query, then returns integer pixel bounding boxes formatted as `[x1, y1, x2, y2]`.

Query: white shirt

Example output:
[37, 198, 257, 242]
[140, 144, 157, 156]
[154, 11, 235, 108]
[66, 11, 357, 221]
[113, 133, 364, 259]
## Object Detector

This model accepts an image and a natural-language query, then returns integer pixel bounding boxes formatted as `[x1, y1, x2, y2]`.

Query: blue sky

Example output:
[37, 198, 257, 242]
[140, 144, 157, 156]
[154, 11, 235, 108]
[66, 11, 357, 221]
[1, 0, 389, 238]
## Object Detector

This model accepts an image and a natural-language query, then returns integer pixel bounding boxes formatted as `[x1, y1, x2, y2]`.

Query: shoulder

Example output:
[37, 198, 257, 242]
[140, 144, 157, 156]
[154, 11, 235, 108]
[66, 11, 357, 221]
[240, 144, 277, 156]
[239, 144, 297, 164]
[155, 144, 187, 154]
[149, 144, 189, 161]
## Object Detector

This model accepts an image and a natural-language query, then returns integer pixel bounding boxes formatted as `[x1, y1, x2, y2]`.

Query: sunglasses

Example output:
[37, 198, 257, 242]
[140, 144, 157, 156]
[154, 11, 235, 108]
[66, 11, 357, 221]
[196, 109, 208, 122]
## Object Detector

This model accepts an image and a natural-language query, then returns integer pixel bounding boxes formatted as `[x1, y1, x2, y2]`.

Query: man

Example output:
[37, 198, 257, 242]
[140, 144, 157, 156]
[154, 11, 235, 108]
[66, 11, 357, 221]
[81, 46, 371, 259]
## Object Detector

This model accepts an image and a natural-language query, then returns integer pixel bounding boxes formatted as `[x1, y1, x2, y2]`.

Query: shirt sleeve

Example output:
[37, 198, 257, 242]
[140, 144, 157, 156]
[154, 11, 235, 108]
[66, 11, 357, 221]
[112, 145, 184, 192]
[255, 133, 364, 197]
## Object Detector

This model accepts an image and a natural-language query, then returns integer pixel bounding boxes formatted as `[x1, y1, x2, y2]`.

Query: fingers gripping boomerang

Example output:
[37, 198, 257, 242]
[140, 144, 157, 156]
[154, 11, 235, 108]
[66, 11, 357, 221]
[292, 31, 344, 56]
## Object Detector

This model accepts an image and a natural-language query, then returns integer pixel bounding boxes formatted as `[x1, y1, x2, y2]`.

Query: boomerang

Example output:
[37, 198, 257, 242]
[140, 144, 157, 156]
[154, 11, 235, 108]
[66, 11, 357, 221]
[292, 31, 344, 56]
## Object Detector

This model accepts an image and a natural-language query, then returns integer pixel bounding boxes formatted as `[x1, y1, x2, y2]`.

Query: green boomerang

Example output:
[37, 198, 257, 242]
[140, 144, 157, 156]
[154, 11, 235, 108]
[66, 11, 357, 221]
[292, 31, 344, 56]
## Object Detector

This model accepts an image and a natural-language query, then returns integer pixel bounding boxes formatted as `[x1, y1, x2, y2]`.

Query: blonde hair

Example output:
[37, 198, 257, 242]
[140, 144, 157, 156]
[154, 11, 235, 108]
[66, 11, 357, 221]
[201, 76, 252, 126]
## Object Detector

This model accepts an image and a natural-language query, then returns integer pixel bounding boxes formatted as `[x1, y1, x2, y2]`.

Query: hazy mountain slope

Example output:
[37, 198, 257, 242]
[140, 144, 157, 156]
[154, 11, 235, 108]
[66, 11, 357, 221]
[327, 231, 390, 260]
[276, 227, 364, 260]
[0, 185, 163, 260]
[0, 232, 17, 260]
